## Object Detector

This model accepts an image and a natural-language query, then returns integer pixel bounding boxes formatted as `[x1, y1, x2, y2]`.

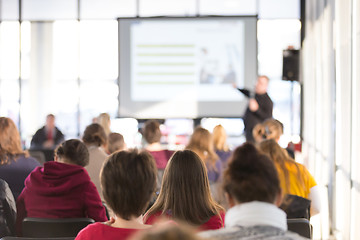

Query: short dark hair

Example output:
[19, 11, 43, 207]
[55, 139, 89, 167]
[224, 143, 280, 203]
[101, 149, 157, 220]
[143, 120, 161, 144]
[82, 123, 107, 147]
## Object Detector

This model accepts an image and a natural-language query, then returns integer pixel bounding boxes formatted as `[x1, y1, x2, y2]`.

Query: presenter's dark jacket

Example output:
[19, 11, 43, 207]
[30, 126, 65, 149]
[237, 88, 273, 142]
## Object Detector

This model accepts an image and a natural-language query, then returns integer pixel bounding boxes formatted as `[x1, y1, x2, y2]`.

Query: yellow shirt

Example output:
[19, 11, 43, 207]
[276, 161, 317, 199]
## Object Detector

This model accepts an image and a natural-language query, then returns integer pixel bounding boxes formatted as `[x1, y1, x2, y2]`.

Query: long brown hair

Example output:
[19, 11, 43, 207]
[0, 117, 27, 165]
[213, 125, 229, 152]
[186, 127, 218, 169]
[258, 139, 305, 195]
[144, 150, 224, 226]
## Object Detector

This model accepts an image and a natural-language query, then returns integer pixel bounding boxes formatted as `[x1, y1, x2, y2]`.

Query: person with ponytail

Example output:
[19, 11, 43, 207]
[200, 143, 306, 239]
[258, 139, 320, 217]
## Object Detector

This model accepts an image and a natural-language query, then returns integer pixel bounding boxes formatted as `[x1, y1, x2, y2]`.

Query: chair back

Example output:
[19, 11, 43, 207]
[22, 218, 94, 238]
[287, 218, 312, 239]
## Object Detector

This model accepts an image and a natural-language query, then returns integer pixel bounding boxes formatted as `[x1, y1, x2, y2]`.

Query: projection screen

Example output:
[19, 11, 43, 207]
[118, 16, 257, 118]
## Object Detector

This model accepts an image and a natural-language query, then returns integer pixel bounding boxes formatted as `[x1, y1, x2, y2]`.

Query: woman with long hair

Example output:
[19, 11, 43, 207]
[143, 150, 224, 230]
[0, 117, 40, 199]
[212, 125, 232, 168]
[186, 127, 221, 185]
[258, 139, 320, 216]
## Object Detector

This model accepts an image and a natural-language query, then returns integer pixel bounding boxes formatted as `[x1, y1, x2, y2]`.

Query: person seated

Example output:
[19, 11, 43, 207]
[133, 224, 203, 240]
[97, 113, 111, 137]
[212, 125, 232, 168]
[0, 179, 16, 238]
[107, 133, 126, 154]
[75, 149, 157, 240]
[143, 150, 225, 231]
[253, 118, 295, 158]
[199, 143, 306, 240]
[259, 139, 320, 217]
[0, 117, 40, 199]
[186, 127, 222, 202]
[143, 120, 174, 191]
[16, 139, 107, 235]
[82, 123, 108, 199]
[30, 114, 65, 150]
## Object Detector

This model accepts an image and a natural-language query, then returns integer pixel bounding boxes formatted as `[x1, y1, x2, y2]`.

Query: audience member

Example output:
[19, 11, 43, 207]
[107, 132, 126, 154]
[253, 118, 295, 158]
[199, 143, 306, 240]
[0, 179, 16, 238]
[143, 120, 174, 191]
[212, 125, 232, 168]
[30, 114, 65, 149]
[144, 150, 224, 231]
[0, 117, 40, 199]
[97, 113, 111, 137]
[76, 149, 157, 240]
[259, 139, 320, 217]
[186, 127, 222, 186]
[16, 139, 107, 235]
[82, 123, 108, 199]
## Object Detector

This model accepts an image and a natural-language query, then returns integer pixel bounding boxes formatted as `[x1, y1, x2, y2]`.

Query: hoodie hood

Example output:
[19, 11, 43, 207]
[25, 161, 90, 196]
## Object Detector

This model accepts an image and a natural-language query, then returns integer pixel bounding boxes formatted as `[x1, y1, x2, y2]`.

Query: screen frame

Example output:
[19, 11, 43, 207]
[117, 15, 258, 119]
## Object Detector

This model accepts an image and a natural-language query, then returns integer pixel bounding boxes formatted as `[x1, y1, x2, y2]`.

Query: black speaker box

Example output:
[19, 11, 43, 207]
[282, 49, 299, 81]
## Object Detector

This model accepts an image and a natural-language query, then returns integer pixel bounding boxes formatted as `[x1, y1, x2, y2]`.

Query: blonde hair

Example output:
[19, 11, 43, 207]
[0, 117, 27, 165]
[253, 118, 283, 144]
[186, 127, 218, 170]
[97, 113, 111, 136]
[213, 125, 229, 152]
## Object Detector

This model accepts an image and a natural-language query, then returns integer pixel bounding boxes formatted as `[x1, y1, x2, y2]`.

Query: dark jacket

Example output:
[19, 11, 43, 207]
[30, 126, 65, 149]
[237, 88, 273, 142]
[0, 179, 16, 238]
[0, 155, 40, 200]
[16, 161, 107, 235]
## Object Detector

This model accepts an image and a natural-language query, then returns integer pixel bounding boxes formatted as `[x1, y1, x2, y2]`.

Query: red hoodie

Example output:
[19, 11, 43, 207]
[16, 161, 107, 235]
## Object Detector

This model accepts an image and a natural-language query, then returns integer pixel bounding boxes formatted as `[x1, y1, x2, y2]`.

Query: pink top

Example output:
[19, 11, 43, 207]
[76, 222, 142, 240]
[147, 150, 174, 169]
[144, 211, 225, 231]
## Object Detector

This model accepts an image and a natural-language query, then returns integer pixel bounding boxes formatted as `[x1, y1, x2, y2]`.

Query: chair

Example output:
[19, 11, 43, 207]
[22, 218, 94, 238]
[287, 218, 312, 239]
[1, 237, 74, 240]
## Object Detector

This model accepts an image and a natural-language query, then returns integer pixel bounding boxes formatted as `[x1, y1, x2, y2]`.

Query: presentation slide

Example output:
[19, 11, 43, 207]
[119, 17, 257, 118]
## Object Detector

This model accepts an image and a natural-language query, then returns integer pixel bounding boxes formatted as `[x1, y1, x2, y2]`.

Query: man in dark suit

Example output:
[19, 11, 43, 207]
[233, 75, 273, 142]
[30, 114, 65, 150]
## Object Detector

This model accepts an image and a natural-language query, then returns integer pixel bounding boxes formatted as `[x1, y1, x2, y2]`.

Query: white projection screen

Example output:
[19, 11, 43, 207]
[118, 16, 257, 118]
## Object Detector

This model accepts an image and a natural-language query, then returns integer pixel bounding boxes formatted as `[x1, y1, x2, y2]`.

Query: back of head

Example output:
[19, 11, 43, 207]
[0, 117, 24, 164]
[82, 123, 107, 147]
[143, 120, 161, 144]
[224, 143, 280, 204]
[101, 149, 157, 220]
[55, 139, 89, 167]
[97, 113, 111, 136]
[107, 133, 125, 154]
[252, 118, 283, 144]
[212, 125, 229, 151]
[146, 150, 222, 225]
